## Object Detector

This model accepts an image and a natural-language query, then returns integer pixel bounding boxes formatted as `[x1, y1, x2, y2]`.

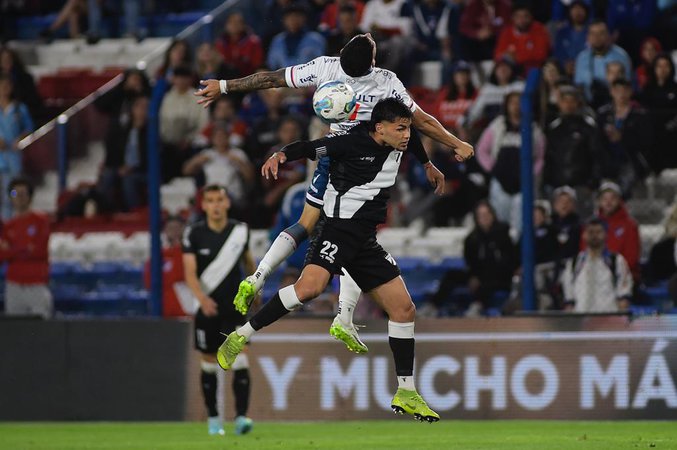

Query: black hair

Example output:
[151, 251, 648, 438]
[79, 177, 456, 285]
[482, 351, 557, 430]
[164, 214, 185, 225]
[368, 98, 413, 131]
[122, 68, 152, 96]
[338, 4, 357, 15]
[512, 3, 532, 13]
[160, 39, 192, 76]
[489, 59, 517, 85]
[589, 19, 608, 29]
[586, 216, 607, 230]
[203, 184, 229, 196]
[569, 0, 590, 17]
[648, 52, 676, 87]
[446, 68, 477, 101]
[611, 77, 631, 88]
[502, 91, 522, 119]
[0, 46, 29, 75]
[340, 35, 373, 77]
[473, 199, 497, 226]
[8, 176, 33, 199]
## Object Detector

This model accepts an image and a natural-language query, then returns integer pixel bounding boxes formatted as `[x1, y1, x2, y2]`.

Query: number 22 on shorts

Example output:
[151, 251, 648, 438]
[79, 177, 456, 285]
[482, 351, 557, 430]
[320, 240, 338, 264]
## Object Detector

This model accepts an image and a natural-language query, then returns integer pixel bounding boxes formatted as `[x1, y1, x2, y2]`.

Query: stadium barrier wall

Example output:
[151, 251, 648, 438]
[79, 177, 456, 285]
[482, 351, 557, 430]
[2, 316, 675, 420]
[193, 316, 677, 421]
[0, 318, 192, 421]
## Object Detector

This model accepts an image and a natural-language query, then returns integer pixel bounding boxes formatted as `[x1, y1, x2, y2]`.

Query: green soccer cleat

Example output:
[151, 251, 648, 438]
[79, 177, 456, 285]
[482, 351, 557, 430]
[216, 331, 247, 371]
[234, 415, 253, 435]
[390, 388, 440, 423]
[329, 317, 368, 354]
[234, 276, 257, 315]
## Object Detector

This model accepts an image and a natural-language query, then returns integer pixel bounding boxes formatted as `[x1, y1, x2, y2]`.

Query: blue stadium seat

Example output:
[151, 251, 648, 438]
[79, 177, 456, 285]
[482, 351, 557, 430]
[630, 305, 659, 316]
[15, 15, 60, 40]
[439, 257, 466, 271]
[150, 12, 206, 37]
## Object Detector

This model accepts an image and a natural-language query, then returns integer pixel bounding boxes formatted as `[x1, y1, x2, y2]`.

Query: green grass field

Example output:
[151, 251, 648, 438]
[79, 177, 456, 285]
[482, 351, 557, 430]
[2, 421, 677, 450]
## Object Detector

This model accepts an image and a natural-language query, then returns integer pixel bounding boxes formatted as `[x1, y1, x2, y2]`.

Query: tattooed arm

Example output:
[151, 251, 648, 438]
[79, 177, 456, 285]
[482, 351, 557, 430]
[195, 69, 287, 107]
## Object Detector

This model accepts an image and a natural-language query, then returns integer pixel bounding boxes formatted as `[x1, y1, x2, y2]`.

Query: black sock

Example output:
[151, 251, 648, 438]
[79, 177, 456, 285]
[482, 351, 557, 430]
[249, 292, 290, 331]
[233, 369, 250, 417]
[201, 370, 218, 417]
[389, 337, 415, 377]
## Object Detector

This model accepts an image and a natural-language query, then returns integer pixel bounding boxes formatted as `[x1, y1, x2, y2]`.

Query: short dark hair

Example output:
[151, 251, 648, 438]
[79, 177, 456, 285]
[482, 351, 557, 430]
[340, 35, 373, 77]
[338, 4, 356, 15]
[512, 4, 532, 13]
[369, 98, 413, 131]
[164, 214, 185, 226]
[202, 184, 228, 196]
[8, 176, 33, 199]
[586, 216, 607, 230]
[589, 19, 608, 29]
[611, 77, 631, 88]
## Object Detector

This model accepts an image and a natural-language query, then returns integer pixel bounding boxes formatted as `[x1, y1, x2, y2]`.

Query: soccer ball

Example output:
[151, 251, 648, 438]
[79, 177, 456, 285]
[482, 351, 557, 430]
[312, 81, 357, 123]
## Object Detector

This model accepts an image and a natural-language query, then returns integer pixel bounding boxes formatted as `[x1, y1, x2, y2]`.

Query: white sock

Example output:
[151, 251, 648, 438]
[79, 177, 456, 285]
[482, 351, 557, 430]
[252, 232, 298, 290]
[397, 375, 416, 390]
[236, 322, 256, 340]
[337, 273, 361, 325]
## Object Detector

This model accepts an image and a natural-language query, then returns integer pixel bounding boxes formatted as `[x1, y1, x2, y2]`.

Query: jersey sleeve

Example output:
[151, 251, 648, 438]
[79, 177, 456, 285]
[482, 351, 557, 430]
[181, 226, 195, 254]
[282, 131, 348, 161]
[390, 77, 417, 112]
[285, 57, 329, 88]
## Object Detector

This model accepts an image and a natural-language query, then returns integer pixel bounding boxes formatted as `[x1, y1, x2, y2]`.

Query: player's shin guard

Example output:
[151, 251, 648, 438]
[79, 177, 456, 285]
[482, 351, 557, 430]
[232, 354, 250, 417]
[388, 321, 415, 390]
[253, 223, 309, 290]
[201, 360, 219, 418]
[249, 285, 302, 331]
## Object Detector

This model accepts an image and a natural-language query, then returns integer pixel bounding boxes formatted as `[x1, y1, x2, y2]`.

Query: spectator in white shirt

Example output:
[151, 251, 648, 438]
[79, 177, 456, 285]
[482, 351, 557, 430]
[183, 122, 254, 209]
[160, 66, 209, 180]
[359, 0, 412, 75]
[562, 217, 632, 313]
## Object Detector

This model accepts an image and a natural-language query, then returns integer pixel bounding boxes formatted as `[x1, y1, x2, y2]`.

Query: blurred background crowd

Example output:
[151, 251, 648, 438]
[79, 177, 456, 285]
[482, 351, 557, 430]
[1, 0, 677, 319]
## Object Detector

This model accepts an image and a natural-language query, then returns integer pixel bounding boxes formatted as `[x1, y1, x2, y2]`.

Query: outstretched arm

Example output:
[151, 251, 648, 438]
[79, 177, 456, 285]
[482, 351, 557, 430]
[195, 69, 287, 107]
[412, 107, 474, 161]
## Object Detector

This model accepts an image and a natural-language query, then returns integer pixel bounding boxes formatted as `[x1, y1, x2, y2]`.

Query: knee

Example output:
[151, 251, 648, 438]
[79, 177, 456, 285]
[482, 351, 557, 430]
[390, 300, 416, 322]
[293, 280, 324, 302]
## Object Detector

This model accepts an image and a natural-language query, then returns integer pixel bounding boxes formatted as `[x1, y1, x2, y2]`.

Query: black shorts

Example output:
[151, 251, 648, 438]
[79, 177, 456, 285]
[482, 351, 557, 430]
[306, 218, 400, 293]
[194, 309, 246, 354]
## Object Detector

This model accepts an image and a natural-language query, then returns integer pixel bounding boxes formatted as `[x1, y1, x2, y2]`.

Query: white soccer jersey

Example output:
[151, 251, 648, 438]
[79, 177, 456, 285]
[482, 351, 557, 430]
[284, 56, 417, 131]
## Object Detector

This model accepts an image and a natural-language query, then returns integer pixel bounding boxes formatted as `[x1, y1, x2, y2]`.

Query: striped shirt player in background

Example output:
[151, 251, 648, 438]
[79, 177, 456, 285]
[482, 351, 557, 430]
[0, 177, 51, 319]
[218, 98, 441, 422]
[182, 184, 257, 437]
[196, 33, 474, 354]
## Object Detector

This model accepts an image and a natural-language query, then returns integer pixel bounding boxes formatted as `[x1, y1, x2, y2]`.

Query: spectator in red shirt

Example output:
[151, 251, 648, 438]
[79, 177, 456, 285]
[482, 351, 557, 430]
[215, 12, 264, 78]
[594, 181, 641, 281]
[436, 61, 477, 133]
[459, 0, 512, 61]
[320, 0, 365, 31]
[494, 5, 550, 72]
[635, 37, 662, 90]
[0, 177, 51, 318]
[144, 215, 190, 317]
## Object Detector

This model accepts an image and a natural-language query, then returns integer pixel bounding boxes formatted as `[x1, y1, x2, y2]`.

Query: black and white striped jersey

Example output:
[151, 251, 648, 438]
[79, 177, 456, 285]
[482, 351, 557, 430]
[282, 124, 403, 224]
[182, 219, 249, 313]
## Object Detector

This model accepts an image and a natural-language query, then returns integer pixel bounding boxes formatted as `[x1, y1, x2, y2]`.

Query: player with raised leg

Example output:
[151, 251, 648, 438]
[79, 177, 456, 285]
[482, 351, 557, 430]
[218, 99, 440, 422]
[195, 34, 473, 354]
[182, 185, 255, 436]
